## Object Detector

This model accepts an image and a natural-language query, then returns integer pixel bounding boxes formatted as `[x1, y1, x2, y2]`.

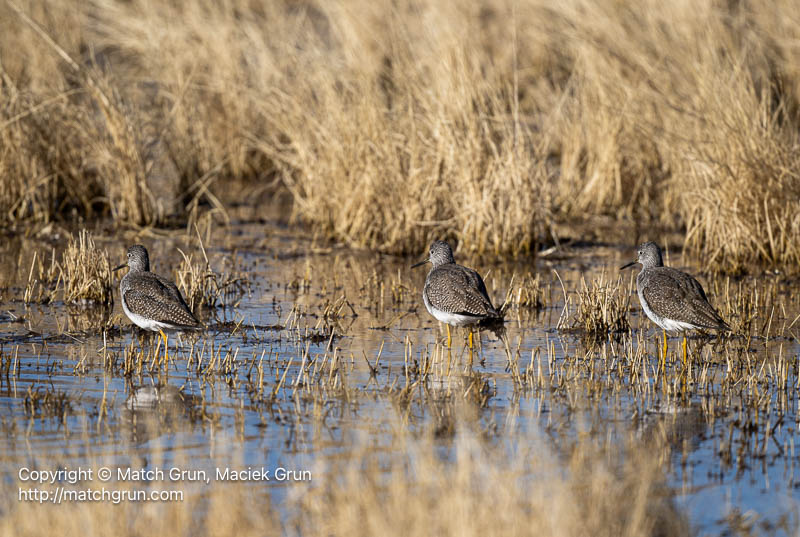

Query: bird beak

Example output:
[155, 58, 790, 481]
[411, 258, 429, 269]
[113, 263, 127, 272]
[619, 261, 637, 271]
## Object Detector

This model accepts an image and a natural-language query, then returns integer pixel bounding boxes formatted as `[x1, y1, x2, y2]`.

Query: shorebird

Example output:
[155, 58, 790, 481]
[412, 240, 501, 349]
[620, 241, 730, 365]
[114, 245, 201, 360]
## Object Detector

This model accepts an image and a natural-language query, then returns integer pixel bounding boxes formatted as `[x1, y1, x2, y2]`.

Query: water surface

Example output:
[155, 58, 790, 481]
[0, 223, 797, 535]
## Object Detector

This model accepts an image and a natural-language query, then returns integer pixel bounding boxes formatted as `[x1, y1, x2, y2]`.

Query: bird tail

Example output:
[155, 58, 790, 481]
[479, 303, 504, 328]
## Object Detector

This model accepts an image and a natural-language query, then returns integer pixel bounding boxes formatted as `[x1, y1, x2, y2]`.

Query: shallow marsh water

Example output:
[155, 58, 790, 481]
[0, 222, 798, 535]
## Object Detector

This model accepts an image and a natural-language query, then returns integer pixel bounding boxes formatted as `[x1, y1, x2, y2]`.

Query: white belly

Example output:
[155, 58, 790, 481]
[121, 297, 174, 332]
[637, 287, 696, 333]
[423, 291, 478, 327]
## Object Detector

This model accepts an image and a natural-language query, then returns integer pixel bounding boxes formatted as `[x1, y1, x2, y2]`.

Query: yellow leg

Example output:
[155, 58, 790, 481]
[661, 330, 668, 366]
[468, 330, 473, 351]
[682, 335, 687, 368]
[446, 325, 451, 348]
[159, 329, 169, 361]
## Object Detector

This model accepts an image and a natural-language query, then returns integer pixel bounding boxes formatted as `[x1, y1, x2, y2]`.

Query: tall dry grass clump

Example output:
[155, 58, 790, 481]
[0, 0, 206, 226]
[59, 230, 114, 306]
[530, 0, 800, 272]
[22, 230, 113, 305]
[3, 0, 800, 270]
[83, 0, 554, 255]
[563, 273, 631, 340]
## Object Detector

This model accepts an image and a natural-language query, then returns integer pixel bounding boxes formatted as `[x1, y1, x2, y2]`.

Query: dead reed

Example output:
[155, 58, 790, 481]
[557, 272, 631, 340]
[22, 248, 58, 304]
[508, 271, 548, 311]
[59, 230, 114, 306]
[174, 246, 251, 311]
[23, 385, 73, 422]
[22, 231, 113, 306]
[3, 1, 800, 272]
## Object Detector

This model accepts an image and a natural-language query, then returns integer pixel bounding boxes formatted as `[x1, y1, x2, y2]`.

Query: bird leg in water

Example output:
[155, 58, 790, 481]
[446, 324, 451, 348]
[662, 330, 668, 364]
[159, 329, 169, 361]
[682, 334, 688, 368]
[468, 330, 473, 351]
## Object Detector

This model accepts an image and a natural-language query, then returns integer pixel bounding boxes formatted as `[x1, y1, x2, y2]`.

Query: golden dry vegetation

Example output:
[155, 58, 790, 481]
[2, 0, 800, 271]
[21, 229, 113, 305]
[2, 229, 798, 535]
[2, 400, 690, 537]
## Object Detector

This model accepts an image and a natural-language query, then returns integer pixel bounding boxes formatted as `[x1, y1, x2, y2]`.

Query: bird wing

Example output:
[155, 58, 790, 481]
[425, 265, 499, 318]
[641, 268, 729, 330]
[123, 274, 199, 328]
[153, 273, 195, 311]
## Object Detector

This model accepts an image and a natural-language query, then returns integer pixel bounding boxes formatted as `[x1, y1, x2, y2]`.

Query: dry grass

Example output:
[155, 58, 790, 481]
[0, 403, 689, 537]
[174, 245, 251, 311]
[565, 273, 632, 340]
[59, 230, 114, 306]
[508, 271, 548, 311]
[23, 230, 112, 305]
[293, 422, 687, 537]
[5, 244, 800, 536]
[23, 385, 73, 421]
[3, 1, 800, 271]
[553, 269, 631, 342]
[22, 248, 59, 304]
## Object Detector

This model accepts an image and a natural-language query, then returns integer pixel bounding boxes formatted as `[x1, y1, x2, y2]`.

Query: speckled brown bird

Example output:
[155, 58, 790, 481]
[621, 241, 729, 364]
[114, 245, 201, 360]
[412, 240, 500, 348]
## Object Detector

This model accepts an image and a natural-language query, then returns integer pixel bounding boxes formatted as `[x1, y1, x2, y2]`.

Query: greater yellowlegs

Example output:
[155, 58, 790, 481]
[620, 241, 730, 364]
[412, 240, 500, 349]
[114, 245, 201, 360]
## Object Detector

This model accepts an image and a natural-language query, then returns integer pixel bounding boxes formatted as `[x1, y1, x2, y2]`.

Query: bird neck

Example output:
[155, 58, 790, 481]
[129, 261, 149, 272]
[642, 256, 663, 269]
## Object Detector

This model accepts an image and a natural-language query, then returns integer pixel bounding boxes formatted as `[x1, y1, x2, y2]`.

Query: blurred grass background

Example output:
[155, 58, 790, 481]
[2, 0, 799, 273]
